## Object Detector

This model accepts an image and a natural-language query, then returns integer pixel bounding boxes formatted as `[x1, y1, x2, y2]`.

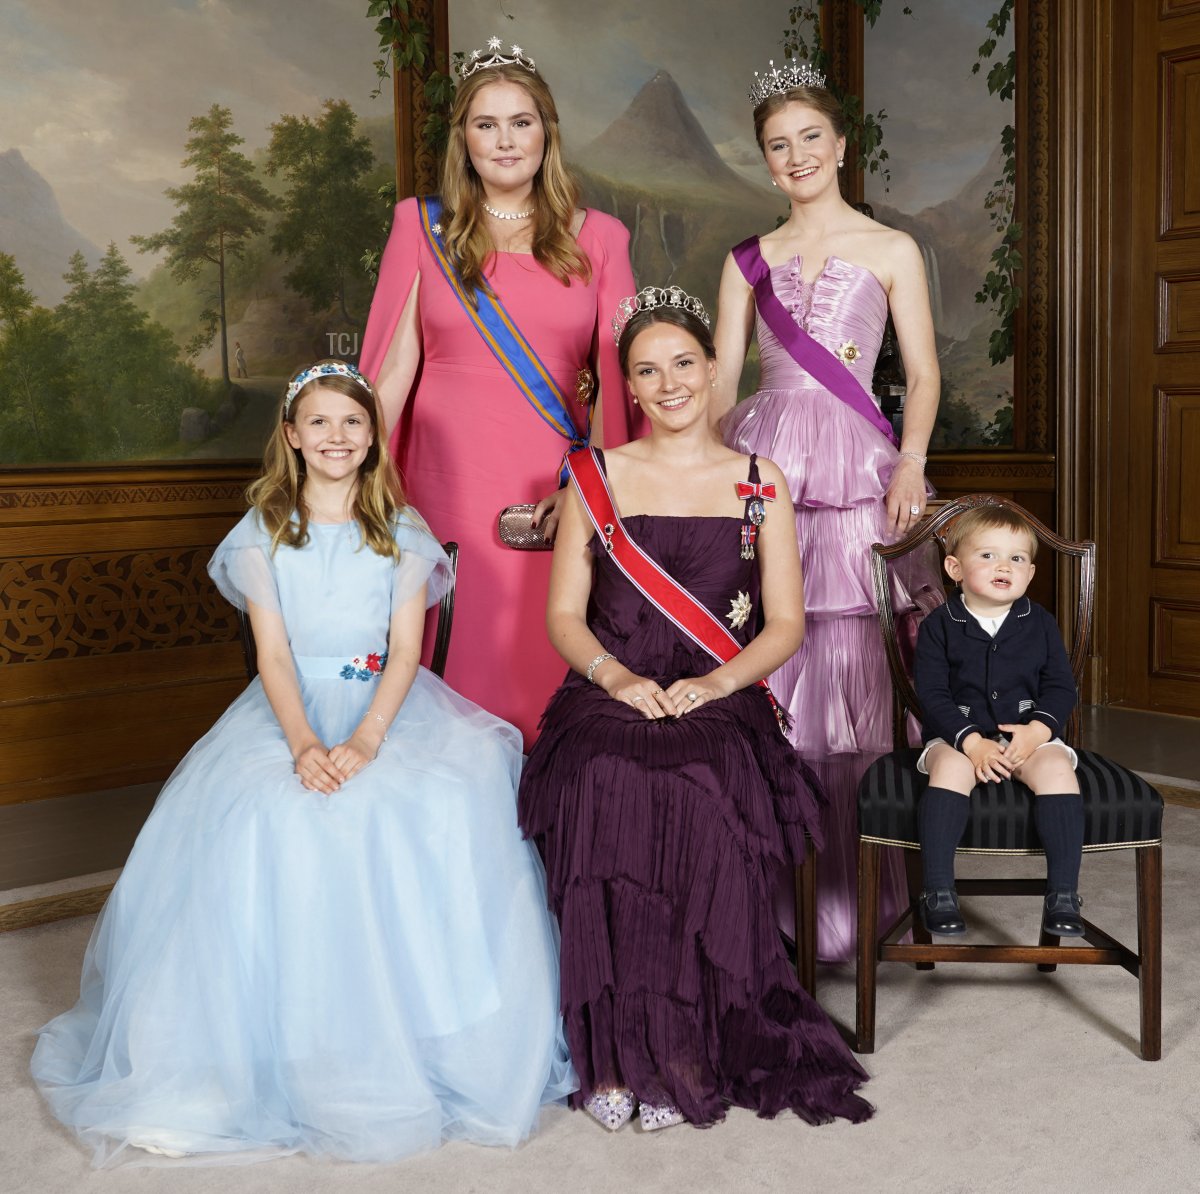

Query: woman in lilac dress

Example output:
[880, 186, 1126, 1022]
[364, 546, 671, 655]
[714, 63, 941, 963]
[519, 290, 872, 1132]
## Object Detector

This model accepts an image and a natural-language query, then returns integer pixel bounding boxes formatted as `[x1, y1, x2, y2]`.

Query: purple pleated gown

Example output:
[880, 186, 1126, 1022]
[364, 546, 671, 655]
[518, 463, 873, 1128]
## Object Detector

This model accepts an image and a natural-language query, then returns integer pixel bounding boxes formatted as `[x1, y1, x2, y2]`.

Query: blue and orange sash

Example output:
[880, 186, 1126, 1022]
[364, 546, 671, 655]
[418, 196, 588, 483]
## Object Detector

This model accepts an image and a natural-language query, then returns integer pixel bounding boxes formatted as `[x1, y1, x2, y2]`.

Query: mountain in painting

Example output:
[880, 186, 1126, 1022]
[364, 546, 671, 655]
[0, 149, 101, 306]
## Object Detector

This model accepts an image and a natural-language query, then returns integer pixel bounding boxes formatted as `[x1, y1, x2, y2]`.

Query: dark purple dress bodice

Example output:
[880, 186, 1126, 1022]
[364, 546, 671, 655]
[585, 516, 756, 682]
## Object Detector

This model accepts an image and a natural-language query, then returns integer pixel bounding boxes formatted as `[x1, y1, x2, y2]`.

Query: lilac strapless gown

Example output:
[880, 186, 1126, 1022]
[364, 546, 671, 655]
[518, 454, 872, 1127]
[722, 254, 940, 964]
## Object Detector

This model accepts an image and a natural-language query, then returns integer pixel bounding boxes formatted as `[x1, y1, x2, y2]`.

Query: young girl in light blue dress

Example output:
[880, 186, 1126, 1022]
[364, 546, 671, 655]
[32, 360, 574, 1166]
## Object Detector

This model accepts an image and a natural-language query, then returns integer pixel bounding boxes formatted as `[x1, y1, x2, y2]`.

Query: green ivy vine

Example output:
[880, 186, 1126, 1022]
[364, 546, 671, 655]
[365, 1, 460, 156]
[971, 0, 1019, 366]
[781, 2, 912, 187]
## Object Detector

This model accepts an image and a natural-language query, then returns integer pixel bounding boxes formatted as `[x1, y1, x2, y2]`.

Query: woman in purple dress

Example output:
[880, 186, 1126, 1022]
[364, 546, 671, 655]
[518, 288, 872, 1133]
[714, 62, 942, 963]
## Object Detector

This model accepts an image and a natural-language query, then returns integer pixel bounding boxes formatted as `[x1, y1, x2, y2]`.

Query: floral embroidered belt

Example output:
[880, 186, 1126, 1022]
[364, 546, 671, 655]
[292, 652, 388, 681]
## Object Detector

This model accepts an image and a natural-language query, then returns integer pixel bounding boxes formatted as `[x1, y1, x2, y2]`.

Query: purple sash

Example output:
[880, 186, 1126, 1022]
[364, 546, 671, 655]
[732, 236, 898, 447]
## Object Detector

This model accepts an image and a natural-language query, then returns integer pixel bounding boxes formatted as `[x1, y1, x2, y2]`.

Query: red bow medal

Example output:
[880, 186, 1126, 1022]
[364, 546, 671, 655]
[736, 480, 776, 559]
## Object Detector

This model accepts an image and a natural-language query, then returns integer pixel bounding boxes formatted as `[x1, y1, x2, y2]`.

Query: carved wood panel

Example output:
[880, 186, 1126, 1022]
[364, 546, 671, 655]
[1152, 599, 1200, 678]
[1160, 46, 1200, 237]
[1156, 270, 1200, 348]
[0, 465, 254, 808]
[1155, 388, 1200, 567]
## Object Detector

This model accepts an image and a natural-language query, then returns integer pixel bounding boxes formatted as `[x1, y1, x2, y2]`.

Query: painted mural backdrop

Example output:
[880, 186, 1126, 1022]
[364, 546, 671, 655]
[0, 1, 1015, 465]
[864, 0, 1016, 448]
[0, 0, 394, 465]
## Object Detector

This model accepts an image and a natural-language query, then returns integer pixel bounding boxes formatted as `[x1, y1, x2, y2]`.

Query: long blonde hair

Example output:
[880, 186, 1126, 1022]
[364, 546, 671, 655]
[439, 64, 590, 298]
[247, 361, 406, 560]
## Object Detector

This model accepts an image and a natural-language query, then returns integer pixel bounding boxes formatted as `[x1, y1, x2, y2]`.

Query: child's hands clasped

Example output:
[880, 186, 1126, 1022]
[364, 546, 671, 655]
[328, 731, 383, 783]
[997, 721, 1052, 769]
[961, 732, 1012, 785]
[293, 742, 347, 795]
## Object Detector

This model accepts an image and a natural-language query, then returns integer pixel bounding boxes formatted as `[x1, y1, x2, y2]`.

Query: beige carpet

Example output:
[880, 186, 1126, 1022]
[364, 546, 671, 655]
[3, 807, 1198, 1194]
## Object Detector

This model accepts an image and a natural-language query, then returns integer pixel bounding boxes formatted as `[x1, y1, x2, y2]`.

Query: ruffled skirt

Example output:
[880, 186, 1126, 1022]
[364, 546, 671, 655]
[723, 386, 942, 962]
[32, 669, 575, 1166]
[519, 676, 872, 1127]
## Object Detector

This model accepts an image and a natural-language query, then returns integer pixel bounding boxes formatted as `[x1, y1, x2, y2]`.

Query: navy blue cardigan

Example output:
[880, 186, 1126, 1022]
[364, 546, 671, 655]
[913, 594, 1078, 750]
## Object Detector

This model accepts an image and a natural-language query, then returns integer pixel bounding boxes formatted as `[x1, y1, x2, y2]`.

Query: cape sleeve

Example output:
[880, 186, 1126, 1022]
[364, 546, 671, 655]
[359, 197, 423, 386]
[585, 211, 648, 446]
[391, 507, 454, 613]
[207, 510, 281, 615]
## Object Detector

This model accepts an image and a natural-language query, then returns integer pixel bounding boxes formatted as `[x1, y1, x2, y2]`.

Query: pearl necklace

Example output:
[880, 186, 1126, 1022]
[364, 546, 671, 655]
[482, 201, 534, 221]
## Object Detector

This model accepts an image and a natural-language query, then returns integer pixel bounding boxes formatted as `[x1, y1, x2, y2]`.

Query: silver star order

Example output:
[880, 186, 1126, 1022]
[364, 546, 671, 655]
[726, 591, 752, 630]
[430, 222, 442, 235]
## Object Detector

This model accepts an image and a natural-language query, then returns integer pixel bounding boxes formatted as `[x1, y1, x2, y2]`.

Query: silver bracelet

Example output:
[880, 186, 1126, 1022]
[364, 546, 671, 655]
[361, 711, 389, 741]
[898, 450, 927, 468]
[585, 652, 616, 684]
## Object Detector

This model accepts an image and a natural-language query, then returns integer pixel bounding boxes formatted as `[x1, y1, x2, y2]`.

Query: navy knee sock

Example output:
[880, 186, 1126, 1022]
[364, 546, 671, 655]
[1034, 793, 1085, 891]
[918, 786, 971, 890]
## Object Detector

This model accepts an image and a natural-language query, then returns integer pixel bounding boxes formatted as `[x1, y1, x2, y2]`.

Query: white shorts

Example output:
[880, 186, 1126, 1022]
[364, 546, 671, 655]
[916, 735, 1078, 776]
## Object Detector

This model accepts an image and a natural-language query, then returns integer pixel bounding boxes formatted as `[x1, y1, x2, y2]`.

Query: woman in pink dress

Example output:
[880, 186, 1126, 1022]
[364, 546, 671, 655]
[713, 63, 941, 962]
[359, 42, 640, 746]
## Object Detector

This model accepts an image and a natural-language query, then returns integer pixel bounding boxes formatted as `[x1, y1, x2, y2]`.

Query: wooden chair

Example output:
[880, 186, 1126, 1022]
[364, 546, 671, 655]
[854, 495, 1163, 1059]
[238, 541, 460, 682]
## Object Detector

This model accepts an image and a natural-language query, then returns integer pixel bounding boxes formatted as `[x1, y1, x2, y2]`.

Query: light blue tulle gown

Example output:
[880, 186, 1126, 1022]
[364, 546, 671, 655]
[31, 509, 575, 1166]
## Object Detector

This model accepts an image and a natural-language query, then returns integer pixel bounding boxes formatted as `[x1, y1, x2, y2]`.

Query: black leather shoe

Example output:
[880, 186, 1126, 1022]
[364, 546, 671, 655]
[1043, 890, 1085, 937]
[919, 888, 966, 935]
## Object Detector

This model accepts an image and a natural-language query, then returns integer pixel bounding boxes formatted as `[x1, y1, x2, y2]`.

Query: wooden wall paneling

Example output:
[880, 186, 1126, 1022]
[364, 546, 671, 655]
[0, 466, 254, 836]
[1116, 1, 1200, 714]
[1053, 0, 1132, 704]
[1155, 387, 1200, 566]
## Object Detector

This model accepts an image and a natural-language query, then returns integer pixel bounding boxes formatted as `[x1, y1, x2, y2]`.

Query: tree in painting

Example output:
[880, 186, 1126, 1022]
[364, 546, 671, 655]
[266, 100, 384, 328]
[132, 105, 278, 387]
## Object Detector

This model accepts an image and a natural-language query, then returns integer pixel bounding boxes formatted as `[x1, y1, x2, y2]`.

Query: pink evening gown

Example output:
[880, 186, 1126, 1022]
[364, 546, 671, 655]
[722, 251, 941, 963]
[360, 199, 642, 747]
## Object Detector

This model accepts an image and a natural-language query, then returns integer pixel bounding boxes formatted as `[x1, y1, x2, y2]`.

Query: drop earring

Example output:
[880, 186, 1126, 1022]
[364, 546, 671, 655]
[837, 159, 844, 168]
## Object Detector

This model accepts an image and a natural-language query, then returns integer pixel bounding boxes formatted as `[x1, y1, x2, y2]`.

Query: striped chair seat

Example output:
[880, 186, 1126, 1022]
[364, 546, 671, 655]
[859, 748, 1164, 854]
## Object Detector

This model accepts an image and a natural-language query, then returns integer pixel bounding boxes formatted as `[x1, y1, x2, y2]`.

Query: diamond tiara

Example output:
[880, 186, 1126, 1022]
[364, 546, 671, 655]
[611, 286, 711, 345]
[285, 361, 374, 414]
[457, 36, 537, 81]
[748, 58, 827, 106]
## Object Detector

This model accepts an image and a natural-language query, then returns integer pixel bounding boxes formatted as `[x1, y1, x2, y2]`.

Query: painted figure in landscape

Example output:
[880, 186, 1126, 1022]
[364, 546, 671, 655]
[714, 60, 943, 963]
[359, 38, 641, 748]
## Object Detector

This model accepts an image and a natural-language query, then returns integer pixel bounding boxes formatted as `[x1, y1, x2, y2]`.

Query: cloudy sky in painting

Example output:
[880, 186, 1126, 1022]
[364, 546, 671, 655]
[1, 0, 1010, 275]
[863, 0, 1013, 213]
[0, 0, 384, 272]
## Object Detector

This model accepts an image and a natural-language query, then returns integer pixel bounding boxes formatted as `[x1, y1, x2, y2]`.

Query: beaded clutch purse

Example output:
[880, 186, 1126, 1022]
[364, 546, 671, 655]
[497, 504, 551, 551]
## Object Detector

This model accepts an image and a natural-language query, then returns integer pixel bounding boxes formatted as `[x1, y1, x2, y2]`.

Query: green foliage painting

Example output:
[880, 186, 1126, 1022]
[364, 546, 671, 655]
[0, 1, 393, 466]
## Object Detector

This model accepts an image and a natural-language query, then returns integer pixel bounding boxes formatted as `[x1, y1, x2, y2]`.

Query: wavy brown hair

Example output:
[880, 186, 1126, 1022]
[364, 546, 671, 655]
[753, 85, 846, 151]
[247, 361, 406, 560]
[439, 64, 590, 299]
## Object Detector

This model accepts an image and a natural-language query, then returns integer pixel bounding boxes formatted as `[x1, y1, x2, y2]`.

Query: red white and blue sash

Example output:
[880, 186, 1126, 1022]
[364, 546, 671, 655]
[418, 195, 589, 483]
[567, 448, 785, 731]
[732, 235, 898, 447]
